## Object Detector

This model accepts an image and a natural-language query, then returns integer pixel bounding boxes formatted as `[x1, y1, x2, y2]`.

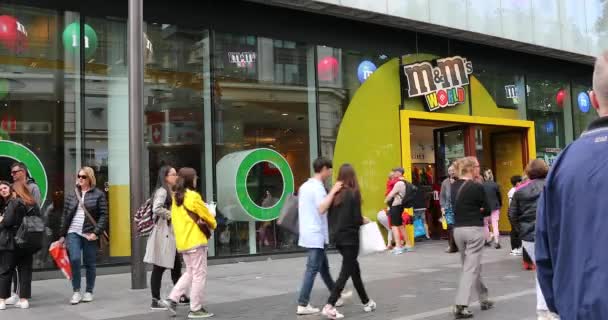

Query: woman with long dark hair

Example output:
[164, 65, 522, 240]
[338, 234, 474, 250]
[451, 157, 493, 319]
[0, 181, 19, 311]
[322, 164, 376, 319]
[509, 159, 556, 320]
[144, 165, 187, 310]
[0, 180, 38, 310]
[162, 168, 216, 319]
[58, 167, 108, 305]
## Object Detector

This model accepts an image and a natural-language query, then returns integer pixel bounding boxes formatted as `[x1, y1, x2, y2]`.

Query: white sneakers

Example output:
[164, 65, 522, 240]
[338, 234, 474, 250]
[510, 248, 523, 256]
[322, 304, 344, 319]
[298, 294, 376, 319]
[297, 304, 320, 315]
[0, 298, 29, 310]
[82, 293, 94, 303]
[70, 292, 83, 305]
[71, 292, 93, 305]
[15, 300, 29, 309]
[335, 290, 353, 307]
[363, 299, 377, 312]
[5, 294, 18, 305]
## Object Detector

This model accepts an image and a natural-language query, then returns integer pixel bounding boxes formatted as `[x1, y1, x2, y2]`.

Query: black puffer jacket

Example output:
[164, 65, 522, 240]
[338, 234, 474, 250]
[60, 187, 108, 237]
[0, 198, 26, 251]
[508, 179, 546, 242]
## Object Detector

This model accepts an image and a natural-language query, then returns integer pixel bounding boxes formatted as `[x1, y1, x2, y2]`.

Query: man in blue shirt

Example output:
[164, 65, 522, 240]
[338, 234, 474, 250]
[296, 157, 346, 315]
[536, 51, 608, 320]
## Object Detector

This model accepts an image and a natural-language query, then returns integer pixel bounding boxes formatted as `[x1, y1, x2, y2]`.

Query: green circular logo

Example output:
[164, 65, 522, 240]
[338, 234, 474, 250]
[235, 149, 294, 221]
[62, 22, 98, 59]
[0, 140, 47, 205]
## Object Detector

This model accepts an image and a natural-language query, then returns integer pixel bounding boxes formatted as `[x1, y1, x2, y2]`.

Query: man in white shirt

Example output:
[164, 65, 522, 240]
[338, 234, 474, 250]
[296, 157, 343, 315]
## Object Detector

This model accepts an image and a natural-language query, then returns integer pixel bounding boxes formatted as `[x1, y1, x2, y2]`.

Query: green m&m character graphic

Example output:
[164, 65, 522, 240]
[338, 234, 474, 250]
[62, 22, 98, 59]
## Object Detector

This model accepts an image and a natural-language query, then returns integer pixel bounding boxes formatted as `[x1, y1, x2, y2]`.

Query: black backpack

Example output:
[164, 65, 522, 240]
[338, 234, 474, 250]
[14, 205, 44, 253]
[402, 181, 418, 209]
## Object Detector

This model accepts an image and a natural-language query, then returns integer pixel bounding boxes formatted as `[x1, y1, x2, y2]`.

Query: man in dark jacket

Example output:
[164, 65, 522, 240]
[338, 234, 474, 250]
[536, 51, 608, 320]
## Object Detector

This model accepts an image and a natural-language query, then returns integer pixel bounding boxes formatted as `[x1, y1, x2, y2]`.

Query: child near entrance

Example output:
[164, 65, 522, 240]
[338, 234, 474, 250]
[482, 169, 502, 249]
[383, 168, 413, 254]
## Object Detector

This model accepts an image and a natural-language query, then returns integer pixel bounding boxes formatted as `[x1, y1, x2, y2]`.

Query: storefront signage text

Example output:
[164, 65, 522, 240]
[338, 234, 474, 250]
[402, 56, 473, 112]
[228, 52, 256, 68]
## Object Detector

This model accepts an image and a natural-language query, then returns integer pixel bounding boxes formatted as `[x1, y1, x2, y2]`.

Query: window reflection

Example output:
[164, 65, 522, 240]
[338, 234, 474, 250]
[213, 32, 312, 255]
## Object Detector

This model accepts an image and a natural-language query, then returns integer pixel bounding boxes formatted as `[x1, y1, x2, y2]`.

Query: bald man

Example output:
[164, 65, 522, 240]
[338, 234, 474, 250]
[536, 51, 608, 320]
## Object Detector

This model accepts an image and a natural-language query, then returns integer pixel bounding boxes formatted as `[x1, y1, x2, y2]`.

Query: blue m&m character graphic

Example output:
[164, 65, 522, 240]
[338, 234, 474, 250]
[578, 92, 591, 113]
[357, 60, 377, 83]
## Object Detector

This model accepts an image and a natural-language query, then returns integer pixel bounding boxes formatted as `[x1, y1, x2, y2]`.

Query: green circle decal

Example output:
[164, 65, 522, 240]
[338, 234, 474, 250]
[235, 149, 294, 221]
[0, 140, 47, 205]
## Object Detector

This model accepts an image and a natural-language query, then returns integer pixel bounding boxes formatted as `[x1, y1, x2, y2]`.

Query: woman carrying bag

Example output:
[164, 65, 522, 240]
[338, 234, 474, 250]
[0, 180, 40, 310]
[58, 167, 108, 305]
[144, 165, 189, 310]
[322, 164, 376, 319]
[451, 157, 493, 319]
[162, 168, 216, 319]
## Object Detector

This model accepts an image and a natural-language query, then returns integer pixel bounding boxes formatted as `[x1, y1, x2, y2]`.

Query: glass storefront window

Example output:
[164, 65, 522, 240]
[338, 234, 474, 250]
[143, 25, 209, 197]
[317, 46, 394, 159]
[571, 79, 597, 137]
[526, 74, 573, 166]
[0, 5, 82, 269]
[213, 32, 315, 255]
[472, 60, 526, 120]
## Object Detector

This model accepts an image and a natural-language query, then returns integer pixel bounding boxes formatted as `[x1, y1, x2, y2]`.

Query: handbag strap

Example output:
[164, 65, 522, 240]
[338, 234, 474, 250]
[184, 206, 202, 224]
[455, 180, 471, 204]
[75, 189, 109, 239]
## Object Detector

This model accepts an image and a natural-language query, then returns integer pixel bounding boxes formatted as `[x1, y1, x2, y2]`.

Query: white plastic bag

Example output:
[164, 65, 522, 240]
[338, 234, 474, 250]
[359, 222, 386, 256]
[206, 202, 217, 217]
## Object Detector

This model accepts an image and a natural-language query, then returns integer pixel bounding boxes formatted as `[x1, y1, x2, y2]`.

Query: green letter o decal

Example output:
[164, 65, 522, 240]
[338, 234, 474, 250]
[0, 140, 48, 205]
[235, 149, 294, 221]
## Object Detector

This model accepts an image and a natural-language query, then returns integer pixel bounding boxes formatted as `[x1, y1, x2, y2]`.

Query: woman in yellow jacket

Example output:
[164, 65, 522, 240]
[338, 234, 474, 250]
[163, 168, 217, 319]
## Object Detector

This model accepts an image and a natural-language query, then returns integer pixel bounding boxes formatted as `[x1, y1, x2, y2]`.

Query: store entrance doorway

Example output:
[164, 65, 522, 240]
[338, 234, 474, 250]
[407, 118, 531, 240]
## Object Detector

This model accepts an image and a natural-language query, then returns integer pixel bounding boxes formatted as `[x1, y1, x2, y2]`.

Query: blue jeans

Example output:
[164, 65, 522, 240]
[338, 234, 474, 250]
[298, 248, 335, 306]
[66, 233, 97, 293]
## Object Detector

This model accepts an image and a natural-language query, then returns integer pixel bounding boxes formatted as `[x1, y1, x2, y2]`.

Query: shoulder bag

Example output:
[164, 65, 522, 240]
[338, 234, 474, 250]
[76, 189, 110, 248]
[184, 206, 212, 239]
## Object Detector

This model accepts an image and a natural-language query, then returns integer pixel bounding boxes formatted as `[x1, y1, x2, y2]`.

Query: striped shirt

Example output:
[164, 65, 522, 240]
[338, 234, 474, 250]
[68, 191, 87, 236]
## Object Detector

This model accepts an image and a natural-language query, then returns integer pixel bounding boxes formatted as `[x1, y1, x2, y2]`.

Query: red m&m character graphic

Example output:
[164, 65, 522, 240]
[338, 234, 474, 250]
[0, 15, 28, 54]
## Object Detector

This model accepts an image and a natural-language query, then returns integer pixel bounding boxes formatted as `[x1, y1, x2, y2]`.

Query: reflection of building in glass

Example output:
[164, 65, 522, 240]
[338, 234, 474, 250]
[0, 0, 599, 271]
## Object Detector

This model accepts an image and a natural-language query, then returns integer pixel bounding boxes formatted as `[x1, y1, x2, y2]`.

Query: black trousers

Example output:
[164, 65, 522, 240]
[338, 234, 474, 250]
[509, 217, 522, 250]
[150, 253, 182, 300]
[447, 226, 458, 252]
[0, 251, 32, 299]
[327, 244, 369, 306]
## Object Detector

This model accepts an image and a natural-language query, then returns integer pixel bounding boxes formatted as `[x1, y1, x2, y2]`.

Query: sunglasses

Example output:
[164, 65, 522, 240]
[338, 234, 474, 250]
[77, 175, 88, 179]
[11, 169, 23, 175]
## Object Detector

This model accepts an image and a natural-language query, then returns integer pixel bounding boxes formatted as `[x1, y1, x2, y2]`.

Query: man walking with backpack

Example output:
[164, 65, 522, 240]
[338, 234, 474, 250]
[385, 167, 414, 255]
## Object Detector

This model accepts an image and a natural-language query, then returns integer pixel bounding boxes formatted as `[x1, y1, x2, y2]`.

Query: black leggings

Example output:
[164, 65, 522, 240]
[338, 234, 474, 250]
[327, 244, 369, 306]
[0, 251, 33, 299]
[150, 253, 182, 300]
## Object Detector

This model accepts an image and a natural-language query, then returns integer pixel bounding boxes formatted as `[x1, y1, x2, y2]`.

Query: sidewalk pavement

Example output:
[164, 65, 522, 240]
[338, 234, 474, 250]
[3, 239, 538, 320]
